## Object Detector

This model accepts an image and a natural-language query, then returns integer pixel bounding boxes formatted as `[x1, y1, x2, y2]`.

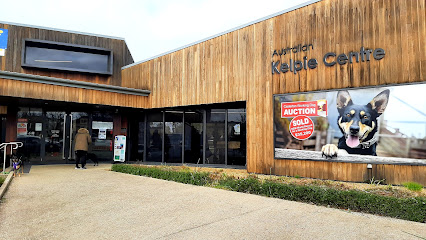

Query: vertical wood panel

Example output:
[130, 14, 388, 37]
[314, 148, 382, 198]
[119, 0, 426, 184]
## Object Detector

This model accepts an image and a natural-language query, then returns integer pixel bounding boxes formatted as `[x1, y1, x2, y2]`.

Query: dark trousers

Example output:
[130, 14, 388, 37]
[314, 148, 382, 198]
[75, 150, 87, 167]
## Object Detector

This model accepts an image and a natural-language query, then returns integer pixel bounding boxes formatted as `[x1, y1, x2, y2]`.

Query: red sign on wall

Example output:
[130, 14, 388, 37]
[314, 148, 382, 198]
[281, 100, 327, 118]
[289, 115, 314, 140]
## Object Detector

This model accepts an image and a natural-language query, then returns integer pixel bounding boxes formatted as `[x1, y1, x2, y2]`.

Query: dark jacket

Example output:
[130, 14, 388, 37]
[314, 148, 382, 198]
[74, 128, 92, 151]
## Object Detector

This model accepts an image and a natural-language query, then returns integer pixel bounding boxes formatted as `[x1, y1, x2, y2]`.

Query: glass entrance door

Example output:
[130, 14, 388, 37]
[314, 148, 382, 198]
[44, 112, 67, 163]
[70, 112, 89, 160]
[17, 110, 77, 164]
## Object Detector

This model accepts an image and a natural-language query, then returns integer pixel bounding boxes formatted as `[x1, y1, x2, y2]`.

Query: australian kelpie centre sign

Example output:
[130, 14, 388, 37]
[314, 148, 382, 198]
[271, 43, 385, 75]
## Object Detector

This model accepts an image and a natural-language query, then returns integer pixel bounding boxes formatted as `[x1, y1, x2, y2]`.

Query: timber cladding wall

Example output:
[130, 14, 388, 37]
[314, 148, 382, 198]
[122, 0, 425, 184]
[0, 23, 133, 86]
[0, 23, 151, 107]
[0, 77, 146, 108]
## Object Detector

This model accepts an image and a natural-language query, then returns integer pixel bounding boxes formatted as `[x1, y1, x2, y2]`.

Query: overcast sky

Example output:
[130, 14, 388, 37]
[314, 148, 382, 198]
[0, 0, 311, 62]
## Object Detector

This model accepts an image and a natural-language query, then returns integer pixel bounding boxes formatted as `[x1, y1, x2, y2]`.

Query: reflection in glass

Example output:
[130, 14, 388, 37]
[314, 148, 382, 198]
[16, 108, 43, 161]
[137, 121, 145, 161]
[91, 112, 113, 161]
[206, 109, 225, 164]
[70, 112, 89, 160]
[147, 112, 163, 162]
[24, 45, 110, 74]
[143, 105, 246, 166]
[184, 110, 203, 164]
[165, 111, 183, 163]
[228, 109, 246, 165]
[44, 112, 65, 161]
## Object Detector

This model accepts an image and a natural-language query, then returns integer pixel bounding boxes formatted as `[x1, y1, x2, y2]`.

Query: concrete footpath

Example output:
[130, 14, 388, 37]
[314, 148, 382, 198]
[0, 165, 424, 240]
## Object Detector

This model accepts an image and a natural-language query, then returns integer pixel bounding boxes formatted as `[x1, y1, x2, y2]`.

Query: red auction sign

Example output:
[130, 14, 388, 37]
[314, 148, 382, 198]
[289, 115, 314, 140]
[281, 100, 327, 118]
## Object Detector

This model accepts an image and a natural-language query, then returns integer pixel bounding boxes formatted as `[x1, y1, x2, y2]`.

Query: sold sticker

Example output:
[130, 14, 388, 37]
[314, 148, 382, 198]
[289, 115, 314, 140]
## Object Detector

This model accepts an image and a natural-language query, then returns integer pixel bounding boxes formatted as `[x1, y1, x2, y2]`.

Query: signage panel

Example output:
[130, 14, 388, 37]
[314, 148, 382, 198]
[274, 83, 426, 161]
[114, 135, 126, 162]
[0, 29, 8, 56]
[281, 100, 327, 118]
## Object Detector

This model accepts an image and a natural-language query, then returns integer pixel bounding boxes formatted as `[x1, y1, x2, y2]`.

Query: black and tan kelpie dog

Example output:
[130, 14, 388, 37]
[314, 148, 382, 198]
[322, 89, 390, 158]
[12, 155, 24, 177]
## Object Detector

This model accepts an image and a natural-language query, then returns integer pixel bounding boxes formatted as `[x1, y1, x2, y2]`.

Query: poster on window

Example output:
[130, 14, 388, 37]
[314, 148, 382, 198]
[273, 83, 426, 163]
[17, 122, 28, 136]
[35, 123, 42, 131]
[98, 129, 107, 140]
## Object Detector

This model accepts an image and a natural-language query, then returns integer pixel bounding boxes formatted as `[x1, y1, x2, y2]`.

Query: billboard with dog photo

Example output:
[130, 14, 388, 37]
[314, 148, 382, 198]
[273, 83, 426, 161]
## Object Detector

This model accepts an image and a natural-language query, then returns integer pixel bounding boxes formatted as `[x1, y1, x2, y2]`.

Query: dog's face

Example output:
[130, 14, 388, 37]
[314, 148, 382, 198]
[336, 89, 390, 148]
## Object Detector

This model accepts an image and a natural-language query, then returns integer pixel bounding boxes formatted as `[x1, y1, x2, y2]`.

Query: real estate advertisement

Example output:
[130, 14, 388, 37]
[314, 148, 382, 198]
[274, 83, 426, 162]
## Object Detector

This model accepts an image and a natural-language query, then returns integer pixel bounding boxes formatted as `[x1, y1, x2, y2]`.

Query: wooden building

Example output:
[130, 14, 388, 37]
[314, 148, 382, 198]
[0, 0, 425, 185]
[0, 22, 150, 165]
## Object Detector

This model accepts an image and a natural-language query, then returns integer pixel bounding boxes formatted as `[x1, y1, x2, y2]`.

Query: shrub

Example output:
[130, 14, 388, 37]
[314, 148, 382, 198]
[111, 164, 210, 186]
[403, 182, 423, 191]
[0, 176, 4, 187]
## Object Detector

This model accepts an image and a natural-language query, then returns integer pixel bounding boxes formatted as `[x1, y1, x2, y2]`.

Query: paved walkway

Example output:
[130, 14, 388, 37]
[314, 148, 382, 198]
[0, 164, 424, 240]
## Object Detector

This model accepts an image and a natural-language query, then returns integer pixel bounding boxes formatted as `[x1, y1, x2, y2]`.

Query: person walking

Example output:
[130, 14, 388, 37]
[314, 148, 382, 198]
[74, 128, 92, 169]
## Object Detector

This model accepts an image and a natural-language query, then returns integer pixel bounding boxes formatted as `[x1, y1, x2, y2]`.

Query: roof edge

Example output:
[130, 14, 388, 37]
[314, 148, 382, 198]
[122, 0, 321, 70]
[0, 20, 125, 41]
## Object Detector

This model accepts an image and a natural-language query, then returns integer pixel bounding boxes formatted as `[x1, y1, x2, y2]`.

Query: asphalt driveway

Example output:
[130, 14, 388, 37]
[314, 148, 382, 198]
[0, 164, 424, 240]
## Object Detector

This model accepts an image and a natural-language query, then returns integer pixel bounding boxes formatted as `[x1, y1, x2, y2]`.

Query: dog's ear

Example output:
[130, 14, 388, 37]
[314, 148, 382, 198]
[336, 90, 353, 114]
[368, 89, 390, 116]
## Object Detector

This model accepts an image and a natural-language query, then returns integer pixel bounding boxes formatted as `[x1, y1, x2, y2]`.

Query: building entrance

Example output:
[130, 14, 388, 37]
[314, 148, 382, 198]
[16, 108, 89, 164]
[43, 111, 67, 162]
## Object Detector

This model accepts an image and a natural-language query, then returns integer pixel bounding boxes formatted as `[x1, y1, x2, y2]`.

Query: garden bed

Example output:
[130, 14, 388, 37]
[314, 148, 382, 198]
[111, 164, 425, 223]
[0, 175, 5, 187]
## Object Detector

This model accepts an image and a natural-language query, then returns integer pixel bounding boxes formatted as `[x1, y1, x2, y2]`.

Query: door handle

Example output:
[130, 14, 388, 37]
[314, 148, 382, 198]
[69, 114, 73, 159]
[62, 114, 67, 159]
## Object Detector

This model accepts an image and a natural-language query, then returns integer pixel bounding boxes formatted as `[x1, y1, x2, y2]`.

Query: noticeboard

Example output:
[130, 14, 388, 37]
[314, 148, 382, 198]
[114, 135, 126, 162]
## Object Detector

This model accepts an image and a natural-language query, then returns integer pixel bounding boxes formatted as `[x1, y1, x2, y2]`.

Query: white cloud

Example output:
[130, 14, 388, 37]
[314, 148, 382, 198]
[0, 0, 312, 61]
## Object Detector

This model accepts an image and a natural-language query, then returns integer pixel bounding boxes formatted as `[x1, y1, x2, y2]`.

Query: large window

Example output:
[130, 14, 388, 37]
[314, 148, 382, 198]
[16, 108, 43, 161]
[184, 110, 203, 164]
[137, 121, 145, 161]
[147, 112, 163, 162]
[165, 111, 183, 163]
[140, 103, 246, 166]
[206, 109, 226, 164]
[22, 39, 113, 75]
[228, 109, 246, 165]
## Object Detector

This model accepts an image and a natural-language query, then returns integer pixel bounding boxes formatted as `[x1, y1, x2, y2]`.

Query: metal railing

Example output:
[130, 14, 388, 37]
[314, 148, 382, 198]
[0, 142, 23, 173]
